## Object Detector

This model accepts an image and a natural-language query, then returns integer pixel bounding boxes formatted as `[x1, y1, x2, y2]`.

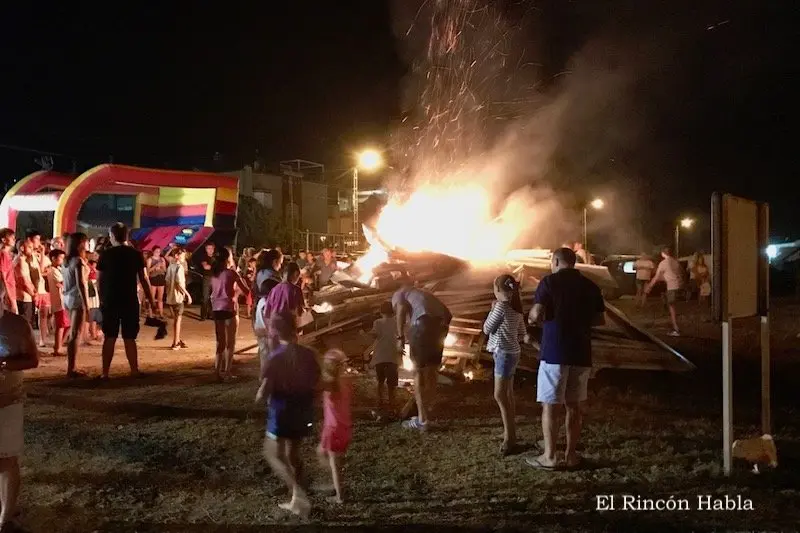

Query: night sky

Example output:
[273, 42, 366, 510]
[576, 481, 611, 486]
[0, 1, 796, 247]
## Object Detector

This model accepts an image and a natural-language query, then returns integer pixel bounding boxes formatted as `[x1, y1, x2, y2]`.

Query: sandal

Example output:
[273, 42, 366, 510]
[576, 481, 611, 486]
[525, 456, 560, 471]
[565, 456, 584, 470]
[500, 441, 520, 456]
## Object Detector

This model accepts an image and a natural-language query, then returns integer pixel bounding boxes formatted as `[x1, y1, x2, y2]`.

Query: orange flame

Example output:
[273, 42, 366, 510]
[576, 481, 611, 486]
[355, 181, 536, 281]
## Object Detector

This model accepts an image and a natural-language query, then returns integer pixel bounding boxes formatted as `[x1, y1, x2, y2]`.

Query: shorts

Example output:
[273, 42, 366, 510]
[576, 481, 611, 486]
[375, 362, 399, 388]
[409, 315, 450, 369]
[35, 293, 51, 309]
[101, 303, 140, 340]
[266, 394, 314, 440]
[150, 274, 166, 287]
[493, 350, 520, 379]
[666, 289, 680, 304]
[54, 309, 71, 329]
[0, 403, 23, 458]
[90, 308, 103, 324]
[700, 281, 711, 297]
[319, 424, 352, 454]
[213, 310, 235, 321]
[536, 362, 591, 404]
[169, 303, 185, 316]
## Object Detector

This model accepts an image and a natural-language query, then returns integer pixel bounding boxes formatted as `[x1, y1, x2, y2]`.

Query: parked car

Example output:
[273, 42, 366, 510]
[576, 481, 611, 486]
[601, 255, 638, 300]
[600, 254, 669, 300]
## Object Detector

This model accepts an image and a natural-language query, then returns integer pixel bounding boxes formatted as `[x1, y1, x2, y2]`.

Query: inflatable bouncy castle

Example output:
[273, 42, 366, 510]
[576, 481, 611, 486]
[0, 164, 239, 251]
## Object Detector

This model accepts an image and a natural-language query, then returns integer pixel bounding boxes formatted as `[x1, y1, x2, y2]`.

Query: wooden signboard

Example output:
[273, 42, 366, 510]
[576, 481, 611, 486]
[711, 193, 770, 476]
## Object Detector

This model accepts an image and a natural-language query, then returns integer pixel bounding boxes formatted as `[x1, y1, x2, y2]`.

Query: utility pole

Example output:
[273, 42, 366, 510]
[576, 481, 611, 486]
[289, 175, 295, 251]
[352, 166, 359, 249]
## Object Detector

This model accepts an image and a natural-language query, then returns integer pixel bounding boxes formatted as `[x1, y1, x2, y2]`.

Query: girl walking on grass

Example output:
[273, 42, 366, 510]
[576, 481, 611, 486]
[147, 246, 167, 319]
[62, 233, 91, 379]
[256, 313, 320, 517]
[86, 259, 102, 343]
[210, 247, 249, 381]
[318, 349, 353, 503]
[483, 274, 527, 456]
[165, 247, 191, 350]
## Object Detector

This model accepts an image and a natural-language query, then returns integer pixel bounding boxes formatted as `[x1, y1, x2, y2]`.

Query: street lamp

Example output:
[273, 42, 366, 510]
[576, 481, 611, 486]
[675, 217, 694, 257]
[357, 150, 382, 171]
[583, 198, 604, 254]
[352, 149, 383, 248]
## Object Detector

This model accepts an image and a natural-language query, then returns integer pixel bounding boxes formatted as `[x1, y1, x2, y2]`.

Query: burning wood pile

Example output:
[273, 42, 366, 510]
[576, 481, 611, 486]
[287, 247, 694, 381]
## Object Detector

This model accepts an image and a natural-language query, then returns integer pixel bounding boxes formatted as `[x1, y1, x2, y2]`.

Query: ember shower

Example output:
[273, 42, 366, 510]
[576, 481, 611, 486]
[359, 0, 576, 272]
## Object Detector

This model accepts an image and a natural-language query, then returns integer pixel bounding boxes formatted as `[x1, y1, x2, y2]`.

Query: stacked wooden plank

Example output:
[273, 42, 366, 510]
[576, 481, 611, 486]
[238, 251, 694, 375]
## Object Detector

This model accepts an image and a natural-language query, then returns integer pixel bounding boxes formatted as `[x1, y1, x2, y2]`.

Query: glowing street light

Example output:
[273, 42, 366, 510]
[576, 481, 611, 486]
[352, 149, 384, 248]
[357, 149, 382, 171]
[583, 198, 604, 256]
[675, 217, 695, 257]
[766, 245, 778, 260]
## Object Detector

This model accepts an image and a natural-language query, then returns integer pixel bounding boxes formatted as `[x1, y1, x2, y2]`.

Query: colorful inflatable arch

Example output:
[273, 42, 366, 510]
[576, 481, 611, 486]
[53, 164, 238, 236]
[0, 170, 72, 230]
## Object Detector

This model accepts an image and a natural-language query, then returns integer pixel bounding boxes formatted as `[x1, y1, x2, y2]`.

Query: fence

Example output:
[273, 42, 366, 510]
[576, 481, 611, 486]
[296, 230, 361, 254]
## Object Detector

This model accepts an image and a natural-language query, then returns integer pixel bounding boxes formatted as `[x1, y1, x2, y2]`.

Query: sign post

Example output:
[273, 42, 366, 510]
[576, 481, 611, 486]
[711, 193, 770, 476]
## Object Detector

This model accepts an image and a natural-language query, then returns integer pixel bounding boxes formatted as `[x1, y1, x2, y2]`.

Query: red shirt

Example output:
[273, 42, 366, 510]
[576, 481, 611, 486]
[0, 249, 17, 303]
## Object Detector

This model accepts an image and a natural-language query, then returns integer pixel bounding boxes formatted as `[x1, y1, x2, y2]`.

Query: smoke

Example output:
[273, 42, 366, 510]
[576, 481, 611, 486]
[383, 0, 663, 254]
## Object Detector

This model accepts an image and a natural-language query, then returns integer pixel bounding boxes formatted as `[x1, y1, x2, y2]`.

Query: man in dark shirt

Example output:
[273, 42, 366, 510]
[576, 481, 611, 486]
[97, 223, 155, 379]
[197, 242, 217, 320]
[527, 247, 605, 470]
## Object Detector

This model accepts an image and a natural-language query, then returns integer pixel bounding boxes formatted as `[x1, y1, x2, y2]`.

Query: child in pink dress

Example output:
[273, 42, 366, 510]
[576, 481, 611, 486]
[318, 349, 353, 503]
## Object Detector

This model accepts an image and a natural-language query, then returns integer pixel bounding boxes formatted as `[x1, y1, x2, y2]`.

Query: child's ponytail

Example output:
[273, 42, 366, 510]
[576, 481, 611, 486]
[494, 274, 524, 314]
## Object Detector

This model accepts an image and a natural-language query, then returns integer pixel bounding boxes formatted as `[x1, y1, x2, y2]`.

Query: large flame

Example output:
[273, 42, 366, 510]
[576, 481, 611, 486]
[373, 183, 514, 262]
[355, 181, 535, 281]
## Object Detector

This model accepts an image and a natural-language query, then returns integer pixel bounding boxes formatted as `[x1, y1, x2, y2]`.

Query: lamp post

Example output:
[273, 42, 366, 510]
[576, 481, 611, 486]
[353, 149, 382, 249]
[675, 217, 694, 257]
[583, 198, 604, 254]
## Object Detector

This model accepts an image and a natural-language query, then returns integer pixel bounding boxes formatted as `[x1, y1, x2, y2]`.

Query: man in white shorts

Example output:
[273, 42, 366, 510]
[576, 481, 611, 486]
[645, 246, 684, 337]
[527, 247, 605, 470]
[0, 279, 40, 531]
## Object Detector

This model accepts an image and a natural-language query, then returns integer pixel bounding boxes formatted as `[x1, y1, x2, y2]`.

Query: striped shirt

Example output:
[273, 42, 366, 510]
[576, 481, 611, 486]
[483, 301, 526, 354]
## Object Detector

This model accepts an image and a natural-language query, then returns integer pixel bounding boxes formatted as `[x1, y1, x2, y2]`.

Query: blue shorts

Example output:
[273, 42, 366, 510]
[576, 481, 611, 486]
[266, 393, 314, 440]
[536, 362, 591, 404]
[493, 350, 520, 379]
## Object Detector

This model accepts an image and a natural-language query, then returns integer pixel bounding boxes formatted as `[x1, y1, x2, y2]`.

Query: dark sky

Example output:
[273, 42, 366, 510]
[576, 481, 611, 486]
[0, 1, 796, 245]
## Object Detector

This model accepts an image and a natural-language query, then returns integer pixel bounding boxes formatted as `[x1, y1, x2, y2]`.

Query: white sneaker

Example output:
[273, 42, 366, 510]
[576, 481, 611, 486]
[667, 330, 681, 337]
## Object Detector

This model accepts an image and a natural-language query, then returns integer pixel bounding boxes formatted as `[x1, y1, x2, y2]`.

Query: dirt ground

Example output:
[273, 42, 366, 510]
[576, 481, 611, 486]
[14, 298, 800, 532]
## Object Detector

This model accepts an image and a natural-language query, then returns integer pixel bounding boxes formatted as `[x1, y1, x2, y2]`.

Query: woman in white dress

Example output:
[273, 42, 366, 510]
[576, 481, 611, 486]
[693, 254, 712, 306]
[0, 277, 40, 532]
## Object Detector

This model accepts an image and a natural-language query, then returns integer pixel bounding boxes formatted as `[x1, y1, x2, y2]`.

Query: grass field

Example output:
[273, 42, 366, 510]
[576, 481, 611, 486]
[15, 299, 800, 532]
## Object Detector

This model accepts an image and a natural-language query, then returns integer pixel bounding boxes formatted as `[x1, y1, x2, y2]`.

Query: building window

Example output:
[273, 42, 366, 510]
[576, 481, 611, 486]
[253, 190, 273, 209]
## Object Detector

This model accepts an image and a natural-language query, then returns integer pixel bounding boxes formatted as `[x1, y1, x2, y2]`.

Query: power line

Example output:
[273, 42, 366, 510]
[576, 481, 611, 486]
[0, 142, 76, 159]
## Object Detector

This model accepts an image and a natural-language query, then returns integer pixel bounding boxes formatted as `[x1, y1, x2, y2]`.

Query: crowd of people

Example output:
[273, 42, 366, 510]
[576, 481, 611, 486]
[2, 223, 656, 524]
